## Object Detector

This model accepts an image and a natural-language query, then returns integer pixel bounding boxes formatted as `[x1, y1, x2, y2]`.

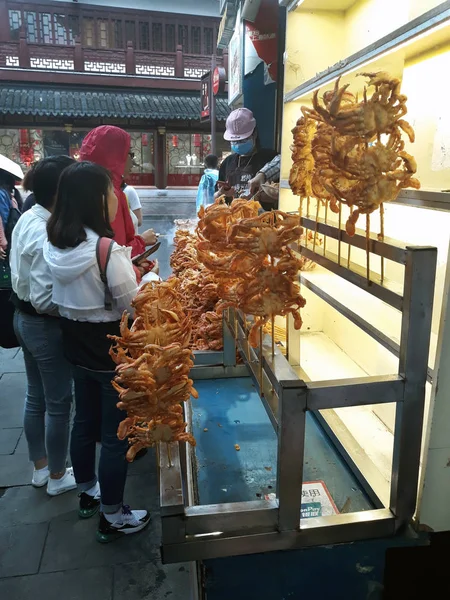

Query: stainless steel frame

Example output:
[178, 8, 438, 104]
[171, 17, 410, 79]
[158, 219, 436, 563]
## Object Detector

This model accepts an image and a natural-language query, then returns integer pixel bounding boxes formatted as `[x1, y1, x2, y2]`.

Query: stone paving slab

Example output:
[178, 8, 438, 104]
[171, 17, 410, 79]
[113, 561, 190, 600]
[0, 485, 78, 527]
[0, 522, 48, 578]
[0, 566, 113, 600]
[0, 372, 25, 428]
[0, 347, 26, 373]
[0, 453, 33, 487]
[40, 518, 160, 572]
[0, 427, 22, 454]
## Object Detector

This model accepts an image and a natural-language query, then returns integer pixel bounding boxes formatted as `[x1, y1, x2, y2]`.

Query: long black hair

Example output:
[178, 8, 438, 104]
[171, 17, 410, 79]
[33, 156, 75, 209]
[47, 161, 114, 249]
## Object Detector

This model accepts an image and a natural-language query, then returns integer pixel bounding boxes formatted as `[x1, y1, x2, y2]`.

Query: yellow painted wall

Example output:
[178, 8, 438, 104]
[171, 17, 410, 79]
[409, 0, 446, 20]
[344, 0, 410, 56]
[285, 10, 345, 93]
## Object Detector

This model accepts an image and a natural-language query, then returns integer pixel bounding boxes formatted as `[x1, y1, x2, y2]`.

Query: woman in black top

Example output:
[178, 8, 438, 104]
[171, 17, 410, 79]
[216, 107, 277, 211]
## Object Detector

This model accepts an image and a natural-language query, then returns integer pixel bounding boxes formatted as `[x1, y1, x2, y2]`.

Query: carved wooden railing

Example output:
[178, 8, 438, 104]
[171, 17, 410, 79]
[0, 34, 228, 79]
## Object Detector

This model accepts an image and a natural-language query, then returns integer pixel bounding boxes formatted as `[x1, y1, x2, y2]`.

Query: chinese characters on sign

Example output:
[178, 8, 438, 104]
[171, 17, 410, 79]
[201, 72, 211, 123]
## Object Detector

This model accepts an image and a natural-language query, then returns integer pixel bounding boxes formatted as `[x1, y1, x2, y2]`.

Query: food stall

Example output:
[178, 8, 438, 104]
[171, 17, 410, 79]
[123, 1, 450, 596]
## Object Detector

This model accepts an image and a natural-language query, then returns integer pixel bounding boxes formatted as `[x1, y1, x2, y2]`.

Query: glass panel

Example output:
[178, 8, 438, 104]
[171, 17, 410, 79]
[126, 132, 155, 186]
[204, 27, 213, 55]
[191, 26, 201, 54]
[54, 14, 67, 45]
[39, 13, 52, 44]
[112, 20, 123, 48]
[83, 17, 94, 47]
[152, 23, 162, 52]
[165, 24, 175, 52]
[25, 12, 37, 44]
[178, 25, 188, 52]
[97, 19, 109, 48]
[125, 20, 136, 46]
[139, 21, 149, 51]
[67, 15, 80, 44]
[8, 10, 21, 41]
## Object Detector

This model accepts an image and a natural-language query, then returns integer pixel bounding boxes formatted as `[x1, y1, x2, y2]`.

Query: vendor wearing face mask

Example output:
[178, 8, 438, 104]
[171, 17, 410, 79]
[215, 108, 278, 211]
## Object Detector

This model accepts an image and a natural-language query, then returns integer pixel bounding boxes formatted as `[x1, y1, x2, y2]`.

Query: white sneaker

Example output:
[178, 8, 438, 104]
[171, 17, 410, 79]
[32, 467, 50, 488]
[46, 467, 77, 497]
[97, 505, 151, 543]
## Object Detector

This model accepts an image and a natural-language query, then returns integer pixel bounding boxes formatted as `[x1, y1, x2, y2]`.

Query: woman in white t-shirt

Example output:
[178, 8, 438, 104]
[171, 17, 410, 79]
[123, 184, 142, 235]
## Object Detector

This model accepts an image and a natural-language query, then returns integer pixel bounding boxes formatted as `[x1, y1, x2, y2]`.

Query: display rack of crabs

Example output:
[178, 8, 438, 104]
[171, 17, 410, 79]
[108, 280, 198, 464]
[289, 71, 419, 283]
[196, 196, 306, 389]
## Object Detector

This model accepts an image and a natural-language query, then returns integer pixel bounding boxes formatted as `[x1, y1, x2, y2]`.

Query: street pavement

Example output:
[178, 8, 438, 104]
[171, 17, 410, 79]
[0, 346, 190, 599]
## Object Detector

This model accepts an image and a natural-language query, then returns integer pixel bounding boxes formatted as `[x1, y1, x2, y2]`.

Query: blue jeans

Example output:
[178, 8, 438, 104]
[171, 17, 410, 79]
[70, 366, 128, 513]
[13, 310, 73, 473]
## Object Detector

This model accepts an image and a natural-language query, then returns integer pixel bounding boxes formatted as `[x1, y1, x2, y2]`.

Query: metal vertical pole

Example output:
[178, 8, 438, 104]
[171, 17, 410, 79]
[390, 247, 437, 523]
[210, 54, 217, 156]
[277, 382, 307, 531]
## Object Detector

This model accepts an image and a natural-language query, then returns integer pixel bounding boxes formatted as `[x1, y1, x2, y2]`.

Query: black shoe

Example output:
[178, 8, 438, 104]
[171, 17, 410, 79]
[133, 447, 148, 461]
[78, 492, 100, 519]
[96, 506, 151, 544]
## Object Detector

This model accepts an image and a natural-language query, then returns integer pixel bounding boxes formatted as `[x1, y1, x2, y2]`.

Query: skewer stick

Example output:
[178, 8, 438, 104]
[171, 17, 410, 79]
[380, 203, 385, 284]
[313, 199, 320, 254]
[323, 200, 328, 254]
[285, 314, 289, 361]
[366, 214, 370, 283]
[347, 207, 352, 268]
[338, 204, 342, 265]
[271, 256, 275, 358]
[259, 326, 264, 397]
[305, 197, 309, 249]
[167, 442, 173, 468]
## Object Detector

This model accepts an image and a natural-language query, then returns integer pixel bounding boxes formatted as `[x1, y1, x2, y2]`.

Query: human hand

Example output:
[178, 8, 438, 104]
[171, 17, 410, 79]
[0, 247, 6, 260]
[249, 172, 265, 195]
[140, 229, 158, 246]
[217, 185, 234, 199]
[150, 259, 159, 275]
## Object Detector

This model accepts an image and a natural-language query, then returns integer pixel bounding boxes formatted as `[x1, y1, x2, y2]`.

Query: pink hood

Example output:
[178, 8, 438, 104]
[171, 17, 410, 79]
[79, 126, 145, 258]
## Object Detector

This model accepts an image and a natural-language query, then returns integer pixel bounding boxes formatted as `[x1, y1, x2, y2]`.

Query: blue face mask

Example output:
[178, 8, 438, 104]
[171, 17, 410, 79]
[231, 139, 254, 155]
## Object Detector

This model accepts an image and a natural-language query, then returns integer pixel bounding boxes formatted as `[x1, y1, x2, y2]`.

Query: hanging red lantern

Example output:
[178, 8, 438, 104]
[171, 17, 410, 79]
[172, 135, 179, 148]
[142, 133, 148, 146]
[193, 133, 201, 147]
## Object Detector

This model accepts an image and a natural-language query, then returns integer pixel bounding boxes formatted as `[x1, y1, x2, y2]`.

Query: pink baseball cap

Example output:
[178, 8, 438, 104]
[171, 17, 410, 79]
[224, 108, 256, 141]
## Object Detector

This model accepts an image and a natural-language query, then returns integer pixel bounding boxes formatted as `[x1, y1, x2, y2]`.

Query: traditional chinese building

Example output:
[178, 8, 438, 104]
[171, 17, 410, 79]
[0, 0, 230, 187]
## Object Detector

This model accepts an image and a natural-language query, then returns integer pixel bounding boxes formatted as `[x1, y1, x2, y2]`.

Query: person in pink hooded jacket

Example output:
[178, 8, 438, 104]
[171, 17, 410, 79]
[79, 126, 156, 256]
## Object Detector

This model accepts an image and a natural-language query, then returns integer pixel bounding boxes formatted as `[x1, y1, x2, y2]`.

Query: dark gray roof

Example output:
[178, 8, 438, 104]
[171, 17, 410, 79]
[0, 86, 230, 121]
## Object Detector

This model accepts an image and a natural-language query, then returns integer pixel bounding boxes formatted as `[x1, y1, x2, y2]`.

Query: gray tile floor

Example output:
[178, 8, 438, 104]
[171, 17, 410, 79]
[0, 346, 190, 599]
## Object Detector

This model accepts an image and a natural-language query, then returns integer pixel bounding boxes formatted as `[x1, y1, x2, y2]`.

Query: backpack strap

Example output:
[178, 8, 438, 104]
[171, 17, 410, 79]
[96, 237, 114, 311]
